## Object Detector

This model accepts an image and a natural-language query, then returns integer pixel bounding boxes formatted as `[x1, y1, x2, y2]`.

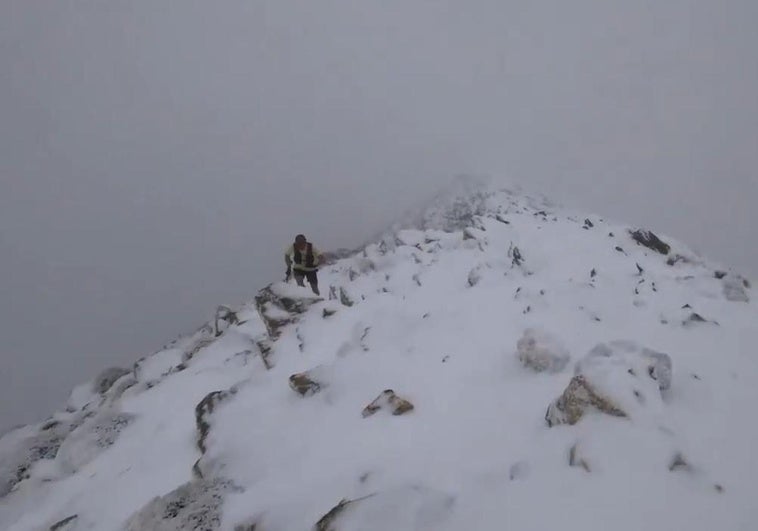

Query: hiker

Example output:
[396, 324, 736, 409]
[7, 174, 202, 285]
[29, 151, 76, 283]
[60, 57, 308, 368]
[285, 234, 322, 295]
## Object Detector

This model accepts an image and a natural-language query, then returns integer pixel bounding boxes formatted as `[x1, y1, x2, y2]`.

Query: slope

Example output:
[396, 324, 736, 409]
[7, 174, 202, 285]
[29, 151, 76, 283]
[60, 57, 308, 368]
[1, 182, 756, 531]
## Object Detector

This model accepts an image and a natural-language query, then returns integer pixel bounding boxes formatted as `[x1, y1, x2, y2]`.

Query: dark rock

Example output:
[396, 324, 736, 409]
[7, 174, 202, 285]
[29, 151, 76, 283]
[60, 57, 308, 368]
[668, 452, 691, 472]
[195, 389, 237, 455]
[714, 270, 727, 279]
[362, 390, 414, 418]
[93, 367, 131, 395]
[630, 229, 671, 255]
[495, 215, 510, 224]
[615, 246, 625, 253]
[50, 515, 78, 531]
[322, 308, 337, 318]
[583, 218, 594, 228]
[568, 444, 591, 473]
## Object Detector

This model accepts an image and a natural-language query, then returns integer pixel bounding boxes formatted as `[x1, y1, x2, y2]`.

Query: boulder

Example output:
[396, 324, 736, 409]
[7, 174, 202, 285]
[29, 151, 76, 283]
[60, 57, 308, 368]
[123, 478, 237, 531]
[289, 369, 325, 397]
[546, 341, 672, 427]
[362, 390, 414, 418]
[516, 328, 570, 373]
[629, 229, 671, 255]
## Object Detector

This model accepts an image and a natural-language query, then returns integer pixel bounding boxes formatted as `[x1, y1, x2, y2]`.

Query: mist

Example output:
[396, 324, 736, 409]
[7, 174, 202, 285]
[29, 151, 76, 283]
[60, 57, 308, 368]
[1, 0, 756, 432]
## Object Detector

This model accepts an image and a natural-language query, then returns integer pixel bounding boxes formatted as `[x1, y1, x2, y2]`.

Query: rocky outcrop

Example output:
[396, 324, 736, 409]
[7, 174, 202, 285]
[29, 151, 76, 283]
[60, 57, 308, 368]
[0, 419, 79, 497]
[195, 388, 238, 456]
[629, 229, 671, 255]
[93, 367, 131, 395]
[362, 390, 414, 418]
[516, 329, 570, 373]
[546, 341, 672, 427]
[56, 411, 136, 473]
[123, 478, 238, 531]
[255, 283, 322, 339]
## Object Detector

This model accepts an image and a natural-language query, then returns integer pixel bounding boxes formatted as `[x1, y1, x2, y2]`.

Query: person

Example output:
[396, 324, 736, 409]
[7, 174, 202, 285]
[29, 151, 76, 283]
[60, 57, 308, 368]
[285, 234, 322, 295]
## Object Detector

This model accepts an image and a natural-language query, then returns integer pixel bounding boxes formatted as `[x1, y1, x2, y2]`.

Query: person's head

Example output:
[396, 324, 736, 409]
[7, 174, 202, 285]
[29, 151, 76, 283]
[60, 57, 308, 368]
[294, 234, 307, 249]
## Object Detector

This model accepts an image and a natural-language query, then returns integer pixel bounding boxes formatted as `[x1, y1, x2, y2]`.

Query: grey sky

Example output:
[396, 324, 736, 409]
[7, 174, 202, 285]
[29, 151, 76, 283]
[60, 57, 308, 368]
[1, 1, 756, 432]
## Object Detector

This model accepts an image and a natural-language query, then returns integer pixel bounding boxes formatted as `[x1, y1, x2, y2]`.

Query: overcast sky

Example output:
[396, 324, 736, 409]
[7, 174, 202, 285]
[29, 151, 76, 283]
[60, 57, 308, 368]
[1, 1, 756, 432]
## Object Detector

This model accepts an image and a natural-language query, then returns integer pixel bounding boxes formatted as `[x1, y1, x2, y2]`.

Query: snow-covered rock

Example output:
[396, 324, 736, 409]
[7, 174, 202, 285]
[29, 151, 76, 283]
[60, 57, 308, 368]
[546, 340, 672, 427]
[516, 328, 570, 373]
[123, 478, 237, 531]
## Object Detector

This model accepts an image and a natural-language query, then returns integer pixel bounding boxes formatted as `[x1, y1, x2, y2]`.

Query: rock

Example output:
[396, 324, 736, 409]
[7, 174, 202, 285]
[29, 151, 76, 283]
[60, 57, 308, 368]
[722, 274, 750, 302]
[56, 411, 136, 473]
[339, 287, 354, 307]
[630, 229, 671, 255]
[93, 367, 131, 395]
[214, 305, 239, 336]
[546, 341, 673, 427]
[50, 515, 78, 531]
[123, 478, 237, 531]
[255, 283, 322, 339]
[314, 485, 454, 531]
[467, 267, 482, 287]
[184, 337, 216, 363]
[516, 329, 570, 373]
[583, 218, 594, 228]
[362, 390, 414, 418]
[195, 388, 237, 455]
[568, 443, 591, 473]
[0, 420, 78, 496]
[545, 375, 627, 427]
[289, 370, 324, 397]
[668, 452, 691, 472]
[323, 308, 337, 318]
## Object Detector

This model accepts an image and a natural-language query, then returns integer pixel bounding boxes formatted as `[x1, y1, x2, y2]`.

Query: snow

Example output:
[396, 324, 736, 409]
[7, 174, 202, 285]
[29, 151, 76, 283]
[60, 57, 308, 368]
[1, 183, 757, 530]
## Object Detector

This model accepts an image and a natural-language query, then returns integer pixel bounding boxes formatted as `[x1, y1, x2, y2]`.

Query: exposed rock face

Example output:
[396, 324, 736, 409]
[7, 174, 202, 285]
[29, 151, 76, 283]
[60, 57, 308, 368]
[93, 367, 131, 395]
[123, 478, 237, 531]
[255, 283, 322, 339]
[315, 485, 454, 531]
[629, 229, 671, 255]
[516, 329, 570, 373]
[195, 389, 238, 455]
[362, 390, 414, 418]
[546, 341, 673, 426]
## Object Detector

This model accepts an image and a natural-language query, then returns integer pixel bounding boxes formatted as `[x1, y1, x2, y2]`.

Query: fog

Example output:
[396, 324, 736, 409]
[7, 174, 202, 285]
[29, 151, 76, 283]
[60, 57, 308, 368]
[1, 1, 756, 432]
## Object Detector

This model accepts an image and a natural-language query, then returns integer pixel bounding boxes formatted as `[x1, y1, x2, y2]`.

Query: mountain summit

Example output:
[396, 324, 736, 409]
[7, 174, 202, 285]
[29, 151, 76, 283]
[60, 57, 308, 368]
[1, 182, 756, 531]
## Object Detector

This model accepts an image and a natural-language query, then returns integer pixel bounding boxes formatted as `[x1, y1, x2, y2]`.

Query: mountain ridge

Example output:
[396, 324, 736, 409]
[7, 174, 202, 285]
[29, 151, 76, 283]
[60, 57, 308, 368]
[1, 181, 756, 531]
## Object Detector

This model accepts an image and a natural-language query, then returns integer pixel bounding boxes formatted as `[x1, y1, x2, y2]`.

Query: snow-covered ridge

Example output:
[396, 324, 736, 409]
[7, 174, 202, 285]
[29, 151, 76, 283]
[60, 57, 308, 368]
[1, 182, 756, 531]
